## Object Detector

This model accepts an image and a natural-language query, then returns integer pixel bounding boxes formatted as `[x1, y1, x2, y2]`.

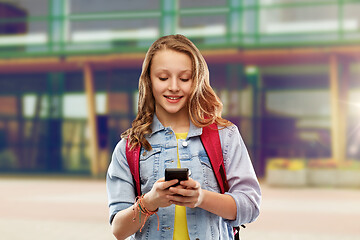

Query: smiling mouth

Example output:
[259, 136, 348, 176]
[165, 96, 182, 100]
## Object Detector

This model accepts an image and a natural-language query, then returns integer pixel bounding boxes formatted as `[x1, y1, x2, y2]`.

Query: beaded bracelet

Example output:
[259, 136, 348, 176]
[132, 194, 159, 232]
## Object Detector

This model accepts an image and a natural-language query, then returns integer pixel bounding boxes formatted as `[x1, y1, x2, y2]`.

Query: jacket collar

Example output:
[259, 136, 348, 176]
[149, 114, 165, 137]
[149, 114, 203, 138]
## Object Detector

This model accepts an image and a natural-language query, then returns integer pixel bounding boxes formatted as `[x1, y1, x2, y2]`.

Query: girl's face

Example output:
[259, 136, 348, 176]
[150, 49, 193, 120]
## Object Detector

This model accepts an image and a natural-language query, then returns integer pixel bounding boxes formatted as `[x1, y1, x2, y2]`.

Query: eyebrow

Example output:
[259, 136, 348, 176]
[154, 69, 192, 74]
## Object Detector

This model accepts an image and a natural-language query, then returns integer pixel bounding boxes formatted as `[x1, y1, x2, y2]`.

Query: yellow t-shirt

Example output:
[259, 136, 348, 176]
[173, 132, 190, 240]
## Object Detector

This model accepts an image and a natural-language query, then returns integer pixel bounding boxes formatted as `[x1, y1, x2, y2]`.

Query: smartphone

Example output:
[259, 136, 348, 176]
[165, 168, 189, 186]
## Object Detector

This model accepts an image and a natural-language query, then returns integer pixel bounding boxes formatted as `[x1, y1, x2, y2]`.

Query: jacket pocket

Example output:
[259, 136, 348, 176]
[199, 153, 220, 192]
[139, 147, 161, 185]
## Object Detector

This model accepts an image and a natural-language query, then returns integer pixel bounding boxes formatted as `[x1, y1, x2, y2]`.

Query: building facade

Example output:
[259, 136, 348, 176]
[0, 0, 359, 177]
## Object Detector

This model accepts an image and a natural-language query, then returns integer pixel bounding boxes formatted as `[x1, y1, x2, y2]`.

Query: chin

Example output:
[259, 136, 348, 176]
[166, 109, 182, 115]
[165, 106, 186, 114]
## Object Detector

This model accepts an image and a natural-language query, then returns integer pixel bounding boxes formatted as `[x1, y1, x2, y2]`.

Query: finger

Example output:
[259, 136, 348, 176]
[157, 177, 165, 182]
[169, 186, 195, 197]
[168, 186, 182, 195]
[168, 194, 196, 204]
[180, 178, 200, 189]
[162, 179, 179, 189]
[171, 185, 186, 190]
[168, 194, 199, 208]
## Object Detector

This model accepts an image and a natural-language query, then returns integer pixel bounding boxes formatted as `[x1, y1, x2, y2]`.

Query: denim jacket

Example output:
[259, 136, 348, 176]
[107, 115, 261, 240]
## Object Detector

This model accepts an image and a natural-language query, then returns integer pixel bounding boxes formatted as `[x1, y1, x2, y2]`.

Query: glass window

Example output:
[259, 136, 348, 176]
[70, 0, 160, 14]
[3, 0, 48, 17]
[344, 3, 360, 31]
[70, 18, 159, 43]
[179, 0, 227, 8]
[266, 90, 330, 118]
[347, 89, 360, 159]
[348, 89, 360, 118]
[62, 119, 90, 172]
[0, 96, 17, 116]
[62, 93, 106, 118]
[260, 0, 331, 4]
[0, 0, 48, 51]
[178, 15, 226, 37]
[108, 92, 129, 114]
[23, 94, 49, 118]
[0, 0, 48, 33]
[260, 5, 338, 34]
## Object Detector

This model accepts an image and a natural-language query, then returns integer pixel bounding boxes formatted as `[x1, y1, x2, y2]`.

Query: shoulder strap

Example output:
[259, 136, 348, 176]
[200, 123, 229, 194]
[125, 139, 141, 196]
[201, 124, 244, 239]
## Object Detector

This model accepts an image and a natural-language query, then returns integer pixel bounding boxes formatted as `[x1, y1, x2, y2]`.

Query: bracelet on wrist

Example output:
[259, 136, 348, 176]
[132, 194, 159, 232]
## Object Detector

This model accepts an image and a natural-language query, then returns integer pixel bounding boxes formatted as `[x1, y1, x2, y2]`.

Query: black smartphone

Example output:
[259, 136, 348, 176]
[165, 168, 189, 186]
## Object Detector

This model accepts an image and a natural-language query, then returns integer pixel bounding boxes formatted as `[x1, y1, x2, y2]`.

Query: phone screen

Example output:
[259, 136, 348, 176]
[165, 168, 189, 186]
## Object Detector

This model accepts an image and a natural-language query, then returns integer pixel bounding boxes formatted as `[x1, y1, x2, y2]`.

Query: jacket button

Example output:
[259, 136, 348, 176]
[182, 141, 188, 147]
[195, 238, 200, 240]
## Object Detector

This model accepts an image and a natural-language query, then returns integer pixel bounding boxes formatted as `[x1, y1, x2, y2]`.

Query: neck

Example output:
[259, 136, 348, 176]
[156, 110, 190, 133]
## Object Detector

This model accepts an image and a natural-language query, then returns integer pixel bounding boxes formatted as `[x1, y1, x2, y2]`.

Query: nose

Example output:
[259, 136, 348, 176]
[168, 77, 179, 92]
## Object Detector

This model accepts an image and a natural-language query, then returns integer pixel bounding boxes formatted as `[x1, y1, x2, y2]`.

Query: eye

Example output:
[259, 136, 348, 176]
[180, 78, 190, 82]
[159, 77, 168, 81]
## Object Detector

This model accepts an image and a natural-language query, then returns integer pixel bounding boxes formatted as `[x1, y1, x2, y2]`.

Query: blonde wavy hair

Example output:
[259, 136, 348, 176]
[122, 34, 231, 150]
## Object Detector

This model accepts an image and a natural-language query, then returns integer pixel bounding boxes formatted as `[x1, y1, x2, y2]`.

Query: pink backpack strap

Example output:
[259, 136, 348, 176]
[125, 139, 142, 196]
[200, 123, 229, 194]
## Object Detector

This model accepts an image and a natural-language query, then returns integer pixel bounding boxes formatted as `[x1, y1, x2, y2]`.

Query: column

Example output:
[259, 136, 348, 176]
[160, 0, 178, 36]
[329, 54, 349, 163]
[83, 63, 100, 176]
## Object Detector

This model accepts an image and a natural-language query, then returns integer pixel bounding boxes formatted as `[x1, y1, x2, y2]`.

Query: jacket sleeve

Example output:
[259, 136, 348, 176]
[106, 138, 136, 224]
[219, 124, 261, 226]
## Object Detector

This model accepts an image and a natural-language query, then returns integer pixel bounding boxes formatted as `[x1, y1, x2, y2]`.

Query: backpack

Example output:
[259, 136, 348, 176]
[125, 123, 243, 239]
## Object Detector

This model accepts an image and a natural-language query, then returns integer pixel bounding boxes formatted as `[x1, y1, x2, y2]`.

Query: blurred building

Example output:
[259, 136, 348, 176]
[0, 0, 359, 177]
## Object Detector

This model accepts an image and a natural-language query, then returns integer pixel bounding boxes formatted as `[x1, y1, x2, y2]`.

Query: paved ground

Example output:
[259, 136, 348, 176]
[242, 185, 360, 240]
[1, 176, 360, 240]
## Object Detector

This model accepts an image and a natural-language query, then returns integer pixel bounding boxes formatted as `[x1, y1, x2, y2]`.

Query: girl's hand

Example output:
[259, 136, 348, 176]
[143, 177, 179, 211]
[167, 178, 204, 208]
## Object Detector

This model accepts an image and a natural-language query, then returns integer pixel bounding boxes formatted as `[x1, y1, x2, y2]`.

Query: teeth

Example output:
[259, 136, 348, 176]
[167, 96, 180, 100]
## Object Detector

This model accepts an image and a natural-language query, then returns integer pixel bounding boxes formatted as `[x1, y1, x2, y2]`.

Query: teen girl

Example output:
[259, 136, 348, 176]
[106, 34, 261, 240]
